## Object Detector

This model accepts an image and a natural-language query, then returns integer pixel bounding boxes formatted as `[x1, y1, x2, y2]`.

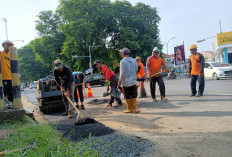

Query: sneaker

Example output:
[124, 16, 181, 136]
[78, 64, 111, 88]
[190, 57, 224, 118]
[75, 105, 79, 109]
[196, 93, 203, 97]
[189, 94, 196, 97]
[68, 112, 73, 118]
[81, 105, 85, 110]
[161, 97, 168, 102]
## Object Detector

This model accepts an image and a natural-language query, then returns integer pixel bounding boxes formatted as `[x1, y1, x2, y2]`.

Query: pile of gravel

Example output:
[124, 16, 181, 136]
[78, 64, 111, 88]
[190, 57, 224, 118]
[56, 120, 154, 157]
[81, 133, 155, 157]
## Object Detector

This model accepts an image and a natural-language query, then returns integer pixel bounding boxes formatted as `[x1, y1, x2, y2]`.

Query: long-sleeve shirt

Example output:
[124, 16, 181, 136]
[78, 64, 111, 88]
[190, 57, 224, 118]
[100, 65, 116, 81]
[54, 65, 74, 91]
[119, 57, 138, 87]
[189, 53, 205, 75]
[146, 56, 168, 77]
[137, 61, 146, 78]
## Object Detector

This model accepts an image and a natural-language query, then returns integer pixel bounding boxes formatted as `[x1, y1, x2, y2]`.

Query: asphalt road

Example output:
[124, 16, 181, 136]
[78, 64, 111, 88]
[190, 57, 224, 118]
[22, 77, 232, 157]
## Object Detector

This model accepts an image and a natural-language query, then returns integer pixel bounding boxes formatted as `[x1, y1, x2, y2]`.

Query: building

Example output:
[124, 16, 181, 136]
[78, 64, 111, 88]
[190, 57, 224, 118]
[201, 51, 214, 62]
[215, 31, 232, 64]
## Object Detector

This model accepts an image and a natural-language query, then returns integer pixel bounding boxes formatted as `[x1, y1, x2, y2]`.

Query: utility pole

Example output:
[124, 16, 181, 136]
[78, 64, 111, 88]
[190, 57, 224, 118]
[166, 37, 175, 55]
[72, 44, 92, 74]
[219, 19, 222, 33]
[89, 45, 92, 74]
[2, 18, 8, 40]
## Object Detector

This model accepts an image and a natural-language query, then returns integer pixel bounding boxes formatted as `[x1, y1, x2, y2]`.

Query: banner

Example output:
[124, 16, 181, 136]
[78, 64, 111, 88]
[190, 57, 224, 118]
[174, 45, 185, 65]
[217, 31, 232, 45]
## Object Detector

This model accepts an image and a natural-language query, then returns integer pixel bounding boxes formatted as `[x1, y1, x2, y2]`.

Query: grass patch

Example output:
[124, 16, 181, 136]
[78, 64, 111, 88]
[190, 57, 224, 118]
[0, 116, 108, 156]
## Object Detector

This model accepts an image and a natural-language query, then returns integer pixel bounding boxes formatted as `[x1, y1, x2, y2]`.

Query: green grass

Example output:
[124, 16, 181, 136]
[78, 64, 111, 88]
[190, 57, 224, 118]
[0, 116, 106, 157]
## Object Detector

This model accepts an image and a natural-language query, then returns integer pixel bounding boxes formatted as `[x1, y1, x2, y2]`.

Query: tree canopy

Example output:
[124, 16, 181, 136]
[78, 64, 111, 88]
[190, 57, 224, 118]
[18, 0, 162, 82]
[18, 42, 52, 83]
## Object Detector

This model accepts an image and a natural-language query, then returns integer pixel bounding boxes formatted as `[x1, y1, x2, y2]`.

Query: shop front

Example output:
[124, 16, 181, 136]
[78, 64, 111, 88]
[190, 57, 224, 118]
[215, 31, 232, 64]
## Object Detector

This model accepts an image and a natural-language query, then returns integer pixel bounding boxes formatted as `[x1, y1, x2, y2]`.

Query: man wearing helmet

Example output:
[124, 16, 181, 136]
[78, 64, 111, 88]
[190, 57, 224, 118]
[188, 44, 205, 97]
[0, 40, 14, 104]
[146, 47, 168, 102]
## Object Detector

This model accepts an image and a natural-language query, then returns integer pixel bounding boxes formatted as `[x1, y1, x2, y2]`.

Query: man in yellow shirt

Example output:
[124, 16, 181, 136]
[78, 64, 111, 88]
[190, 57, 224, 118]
[0, 40, 14, 103]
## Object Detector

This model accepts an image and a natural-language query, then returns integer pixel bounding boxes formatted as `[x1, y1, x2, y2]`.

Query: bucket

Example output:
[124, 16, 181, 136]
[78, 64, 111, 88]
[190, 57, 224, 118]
[111, 88, 121, 98]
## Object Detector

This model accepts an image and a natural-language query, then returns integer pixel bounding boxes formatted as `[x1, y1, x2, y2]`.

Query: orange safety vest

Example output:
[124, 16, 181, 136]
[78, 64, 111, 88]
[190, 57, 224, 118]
[190, 54, 202, 75]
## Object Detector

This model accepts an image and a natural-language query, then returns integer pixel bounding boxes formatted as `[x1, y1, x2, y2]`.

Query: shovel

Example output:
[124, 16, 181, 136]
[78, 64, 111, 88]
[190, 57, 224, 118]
[66, 96, 95, 125]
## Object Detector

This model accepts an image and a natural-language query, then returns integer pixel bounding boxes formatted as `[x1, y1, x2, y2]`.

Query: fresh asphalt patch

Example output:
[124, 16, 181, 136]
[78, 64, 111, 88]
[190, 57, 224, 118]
[52, 116, 155, 157]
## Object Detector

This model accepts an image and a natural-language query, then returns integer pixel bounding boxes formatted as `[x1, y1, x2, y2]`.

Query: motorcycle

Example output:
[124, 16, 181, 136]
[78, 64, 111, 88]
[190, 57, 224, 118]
[167, 70, 176, 80]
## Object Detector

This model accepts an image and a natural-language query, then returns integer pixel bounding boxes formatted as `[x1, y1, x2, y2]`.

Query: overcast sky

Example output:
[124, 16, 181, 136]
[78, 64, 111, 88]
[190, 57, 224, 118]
[0, 0, 231, 57]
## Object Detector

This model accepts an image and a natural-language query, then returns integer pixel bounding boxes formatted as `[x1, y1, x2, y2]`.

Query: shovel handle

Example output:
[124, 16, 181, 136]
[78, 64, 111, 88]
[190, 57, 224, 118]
[67, 96, 80, 123]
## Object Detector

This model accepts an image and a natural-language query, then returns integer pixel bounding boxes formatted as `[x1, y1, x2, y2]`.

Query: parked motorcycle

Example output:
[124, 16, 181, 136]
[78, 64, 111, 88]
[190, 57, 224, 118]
[167, 70, 176, 80]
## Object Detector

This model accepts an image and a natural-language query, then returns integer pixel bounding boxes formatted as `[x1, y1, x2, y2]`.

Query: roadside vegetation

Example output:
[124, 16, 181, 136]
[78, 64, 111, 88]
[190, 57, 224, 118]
[0, 116, 106, 156]
[18, 0, 162, 83]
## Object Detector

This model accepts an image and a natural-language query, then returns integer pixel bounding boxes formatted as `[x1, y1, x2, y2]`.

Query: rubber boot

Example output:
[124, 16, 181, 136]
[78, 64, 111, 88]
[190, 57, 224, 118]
[131, 98, 139, 114]
[124, 99, 133, 113]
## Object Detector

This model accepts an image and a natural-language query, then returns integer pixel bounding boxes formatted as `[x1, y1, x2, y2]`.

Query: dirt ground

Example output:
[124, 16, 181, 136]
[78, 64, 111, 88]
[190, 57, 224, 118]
[21, 78, 232, 157]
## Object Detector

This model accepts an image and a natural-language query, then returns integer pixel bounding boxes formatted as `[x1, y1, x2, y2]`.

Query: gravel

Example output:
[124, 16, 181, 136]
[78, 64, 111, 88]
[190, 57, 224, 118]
[55, 120, 155, 157]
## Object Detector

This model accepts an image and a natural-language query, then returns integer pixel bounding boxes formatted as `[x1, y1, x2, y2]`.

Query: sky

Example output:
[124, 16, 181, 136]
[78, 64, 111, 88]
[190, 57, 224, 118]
[0, 0, 231, 57]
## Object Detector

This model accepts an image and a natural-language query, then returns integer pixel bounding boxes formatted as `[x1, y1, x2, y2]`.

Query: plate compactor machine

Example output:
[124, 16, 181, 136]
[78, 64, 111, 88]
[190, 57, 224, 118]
[36, 76, 65, 113]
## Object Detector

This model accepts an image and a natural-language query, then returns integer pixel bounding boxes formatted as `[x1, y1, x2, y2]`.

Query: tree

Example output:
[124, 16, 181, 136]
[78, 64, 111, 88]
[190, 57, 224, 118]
[34, 10, 65, 68]
[18, 43, 52, 83]
[57, 0, 162, 68]
[110, 1, 162, 64]
[29, 0, 162, 73]
[57, 0, 116, 70]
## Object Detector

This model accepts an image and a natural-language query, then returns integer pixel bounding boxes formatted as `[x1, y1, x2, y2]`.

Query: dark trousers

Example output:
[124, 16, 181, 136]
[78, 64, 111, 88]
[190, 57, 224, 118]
[190, 75, 205, 95]
[61, 82, 74, 112]
[123, 85, 138, 99]
[3, 80, 13, 102]
[150, 76, 165, 99]
[74, 85, 84, 102]
[109, 75, 122, 104]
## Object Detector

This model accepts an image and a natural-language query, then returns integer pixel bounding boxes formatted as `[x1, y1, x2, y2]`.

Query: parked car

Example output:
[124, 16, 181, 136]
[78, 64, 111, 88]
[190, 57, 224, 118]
[204, 62, 232, 80]
[84, 73, 105, 88]
[29, 81, 37, 89]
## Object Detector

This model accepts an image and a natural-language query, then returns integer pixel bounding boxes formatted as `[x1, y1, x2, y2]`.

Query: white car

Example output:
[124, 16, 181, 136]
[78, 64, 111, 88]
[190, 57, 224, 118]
[29, 81, 37, 89]
[204, 62, 232, 80]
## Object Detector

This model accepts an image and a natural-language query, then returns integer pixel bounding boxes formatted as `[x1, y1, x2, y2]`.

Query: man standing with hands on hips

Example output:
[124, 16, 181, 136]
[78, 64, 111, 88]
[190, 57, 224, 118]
[188, 44, 205, 97]
[118, 48, 139, 114]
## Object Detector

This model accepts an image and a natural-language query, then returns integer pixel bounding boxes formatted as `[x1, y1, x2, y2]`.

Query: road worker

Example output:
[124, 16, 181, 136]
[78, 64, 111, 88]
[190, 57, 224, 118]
[188, 44, 205, 97]
[146, 47, 168, 102]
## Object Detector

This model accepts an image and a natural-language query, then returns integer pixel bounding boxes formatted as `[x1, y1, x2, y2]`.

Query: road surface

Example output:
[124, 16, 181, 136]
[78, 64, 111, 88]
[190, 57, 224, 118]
[22, 77, 232, 157]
